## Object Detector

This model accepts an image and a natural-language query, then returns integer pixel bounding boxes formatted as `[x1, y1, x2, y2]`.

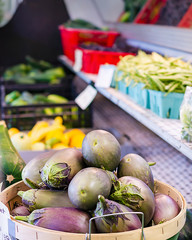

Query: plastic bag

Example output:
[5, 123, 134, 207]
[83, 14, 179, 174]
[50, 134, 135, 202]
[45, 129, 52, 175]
[180, 86, 192, 142]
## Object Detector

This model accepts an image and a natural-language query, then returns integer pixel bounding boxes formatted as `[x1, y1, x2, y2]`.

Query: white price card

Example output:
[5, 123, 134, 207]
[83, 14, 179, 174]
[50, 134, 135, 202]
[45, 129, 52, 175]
[0, 202, 13, 240]
[73, 49, 83, 72]
[95, 65, 116, 88]
[75, 85, 97, 110]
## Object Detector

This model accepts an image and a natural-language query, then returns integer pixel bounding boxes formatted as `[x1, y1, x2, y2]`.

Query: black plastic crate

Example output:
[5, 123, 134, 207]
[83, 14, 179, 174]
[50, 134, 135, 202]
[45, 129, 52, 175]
[0, 74, 75, 100]
[0, 84, 93, 130]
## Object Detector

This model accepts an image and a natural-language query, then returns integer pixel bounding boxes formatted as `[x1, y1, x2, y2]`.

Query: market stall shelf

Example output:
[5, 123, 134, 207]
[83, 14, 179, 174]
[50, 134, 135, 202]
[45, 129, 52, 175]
[58, 55, 192, 162]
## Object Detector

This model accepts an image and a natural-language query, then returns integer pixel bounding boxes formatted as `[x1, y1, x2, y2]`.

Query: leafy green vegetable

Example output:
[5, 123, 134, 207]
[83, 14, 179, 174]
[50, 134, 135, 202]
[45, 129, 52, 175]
[63, 19, 101, 30]
[123, 0, 147, 22]
[3, 57, 65, 84]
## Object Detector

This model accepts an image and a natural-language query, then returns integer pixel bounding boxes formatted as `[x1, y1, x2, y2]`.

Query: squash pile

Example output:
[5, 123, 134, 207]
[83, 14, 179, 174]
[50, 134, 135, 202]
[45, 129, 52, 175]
[8, 117, 86, 151]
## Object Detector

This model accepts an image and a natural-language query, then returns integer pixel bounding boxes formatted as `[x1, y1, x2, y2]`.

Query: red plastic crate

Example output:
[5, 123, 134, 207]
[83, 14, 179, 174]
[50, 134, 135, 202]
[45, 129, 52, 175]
[76, 47, 135, 74]
[134, 0, 167, 24]
[59, 25, 120, 62]
[178, 4, 192, 28]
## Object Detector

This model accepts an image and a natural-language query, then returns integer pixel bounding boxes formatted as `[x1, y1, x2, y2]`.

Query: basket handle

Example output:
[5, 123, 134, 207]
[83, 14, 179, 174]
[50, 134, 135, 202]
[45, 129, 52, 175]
[85, 211, 145, 240]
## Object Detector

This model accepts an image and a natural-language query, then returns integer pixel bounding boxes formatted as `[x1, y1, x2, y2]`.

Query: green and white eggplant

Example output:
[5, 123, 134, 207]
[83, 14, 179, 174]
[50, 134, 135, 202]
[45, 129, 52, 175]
[41, 148, 85, 189]
[18, 188, 75, 211]
[117, 153, 155, 191]
[22, 150, 56, 189]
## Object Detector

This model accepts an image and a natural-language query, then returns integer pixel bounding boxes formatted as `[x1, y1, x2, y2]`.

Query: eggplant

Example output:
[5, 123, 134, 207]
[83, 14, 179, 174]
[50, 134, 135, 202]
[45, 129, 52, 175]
[15, 207, 95, 233]
[94, 195, 141, 233]
[18, 188, 75, 211]
[68, 167, 112, 210]
[153, 193, 180, 225]
[109, 176, 155, 226]
[11, 205, 30, 216]
[22, 150, 56, 188]
[41, 148, 85, 189]
[117, 153, 155, 191]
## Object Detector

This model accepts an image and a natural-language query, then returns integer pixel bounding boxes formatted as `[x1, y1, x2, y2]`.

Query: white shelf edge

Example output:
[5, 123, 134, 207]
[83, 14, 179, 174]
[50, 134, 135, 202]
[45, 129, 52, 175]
[58, 55, 192, 161]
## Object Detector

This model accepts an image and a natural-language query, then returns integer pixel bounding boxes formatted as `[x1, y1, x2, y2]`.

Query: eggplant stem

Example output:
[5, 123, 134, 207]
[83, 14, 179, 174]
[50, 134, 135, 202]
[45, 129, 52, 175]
[25, 178, 41, 189]
[148, 162, 156, 166]
[15, 216, 29, 222]
[17, 191, 24, 198]
[98, 195, 107, 210]
[110, 181, 144, 210]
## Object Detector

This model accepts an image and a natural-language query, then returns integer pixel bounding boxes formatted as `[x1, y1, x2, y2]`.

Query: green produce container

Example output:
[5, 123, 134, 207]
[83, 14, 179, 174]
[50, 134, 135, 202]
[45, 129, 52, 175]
[148, 89, 184, 119]
[118, 80, 129, 95]
[129, 81, 150, 109]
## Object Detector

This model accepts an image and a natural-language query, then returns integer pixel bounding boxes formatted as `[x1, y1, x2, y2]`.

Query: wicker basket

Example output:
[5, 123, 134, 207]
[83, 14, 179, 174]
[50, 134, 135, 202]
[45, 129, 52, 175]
[0, 180, 186, 240]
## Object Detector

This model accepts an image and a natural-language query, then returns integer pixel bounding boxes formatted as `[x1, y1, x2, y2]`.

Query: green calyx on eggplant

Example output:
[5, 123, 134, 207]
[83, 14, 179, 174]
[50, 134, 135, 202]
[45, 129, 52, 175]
[15, 207, 96, 234]
[117, 153, 155, 191]
[68, 167, 112, 210]
[22, 150, 56, 189]
[110, 180, 144, 209]
[109, 176, 155, 226]
[41, 162, 71, 189]
[18, 188, 75, 211]
[93, 195, 141, 233]
[41, 148, 85, 189]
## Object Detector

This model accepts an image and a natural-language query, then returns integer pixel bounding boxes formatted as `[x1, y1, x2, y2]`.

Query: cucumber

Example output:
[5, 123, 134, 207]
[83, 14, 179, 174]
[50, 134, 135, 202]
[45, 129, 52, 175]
[0, 121, 26, 191]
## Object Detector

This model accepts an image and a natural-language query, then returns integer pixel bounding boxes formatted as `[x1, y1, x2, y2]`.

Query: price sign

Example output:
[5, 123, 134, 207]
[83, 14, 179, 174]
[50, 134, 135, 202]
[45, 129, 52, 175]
[95, 65, 116, 88]
[75, 85, 97, 110]
[73, 49, 83, 72]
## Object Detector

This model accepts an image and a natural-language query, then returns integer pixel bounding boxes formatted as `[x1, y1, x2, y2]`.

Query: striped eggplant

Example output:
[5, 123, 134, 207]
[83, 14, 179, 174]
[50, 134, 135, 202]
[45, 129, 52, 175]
[15, 207, 95, 233]
[94, 195, 141, 233]
[18, 188, 75, 211]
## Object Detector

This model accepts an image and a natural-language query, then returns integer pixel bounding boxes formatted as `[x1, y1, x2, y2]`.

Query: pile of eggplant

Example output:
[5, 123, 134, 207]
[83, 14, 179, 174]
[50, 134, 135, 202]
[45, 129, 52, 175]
[13, 129, 181, 234]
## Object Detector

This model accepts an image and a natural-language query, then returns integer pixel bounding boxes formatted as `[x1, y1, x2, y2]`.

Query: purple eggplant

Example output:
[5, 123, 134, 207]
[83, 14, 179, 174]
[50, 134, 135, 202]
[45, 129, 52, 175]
[109, 176, 155, 226]
[153, 193, 180, 225]
[11, 205, 30, 216]
[15, 207, 95, 233]
[94, 195, 141, 233]
[17, 188, 75, 211]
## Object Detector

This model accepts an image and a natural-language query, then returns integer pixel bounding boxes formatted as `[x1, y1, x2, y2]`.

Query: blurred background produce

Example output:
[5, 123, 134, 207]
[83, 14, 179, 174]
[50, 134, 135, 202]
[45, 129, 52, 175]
[116, 51, 192, 94]
[119, 0, 147, 22]
[3, 56, 65, 84]
[8, 117, 86, 151]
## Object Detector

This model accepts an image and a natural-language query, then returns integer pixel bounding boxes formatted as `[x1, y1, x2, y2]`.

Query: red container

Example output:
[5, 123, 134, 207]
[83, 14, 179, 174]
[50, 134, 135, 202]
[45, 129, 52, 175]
[59, 25, 120, 62]
[178, 4, 192, 28]
[134, 0, 167, 24]
[77, 47, 135, 74]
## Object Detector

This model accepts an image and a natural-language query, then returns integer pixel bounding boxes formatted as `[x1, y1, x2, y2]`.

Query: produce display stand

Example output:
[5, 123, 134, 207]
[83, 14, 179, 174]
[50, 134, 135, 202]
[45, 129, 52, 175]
[58, 55, 192, 163]
[0, 76, 93, 131]
[0, 180, 186, 240]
